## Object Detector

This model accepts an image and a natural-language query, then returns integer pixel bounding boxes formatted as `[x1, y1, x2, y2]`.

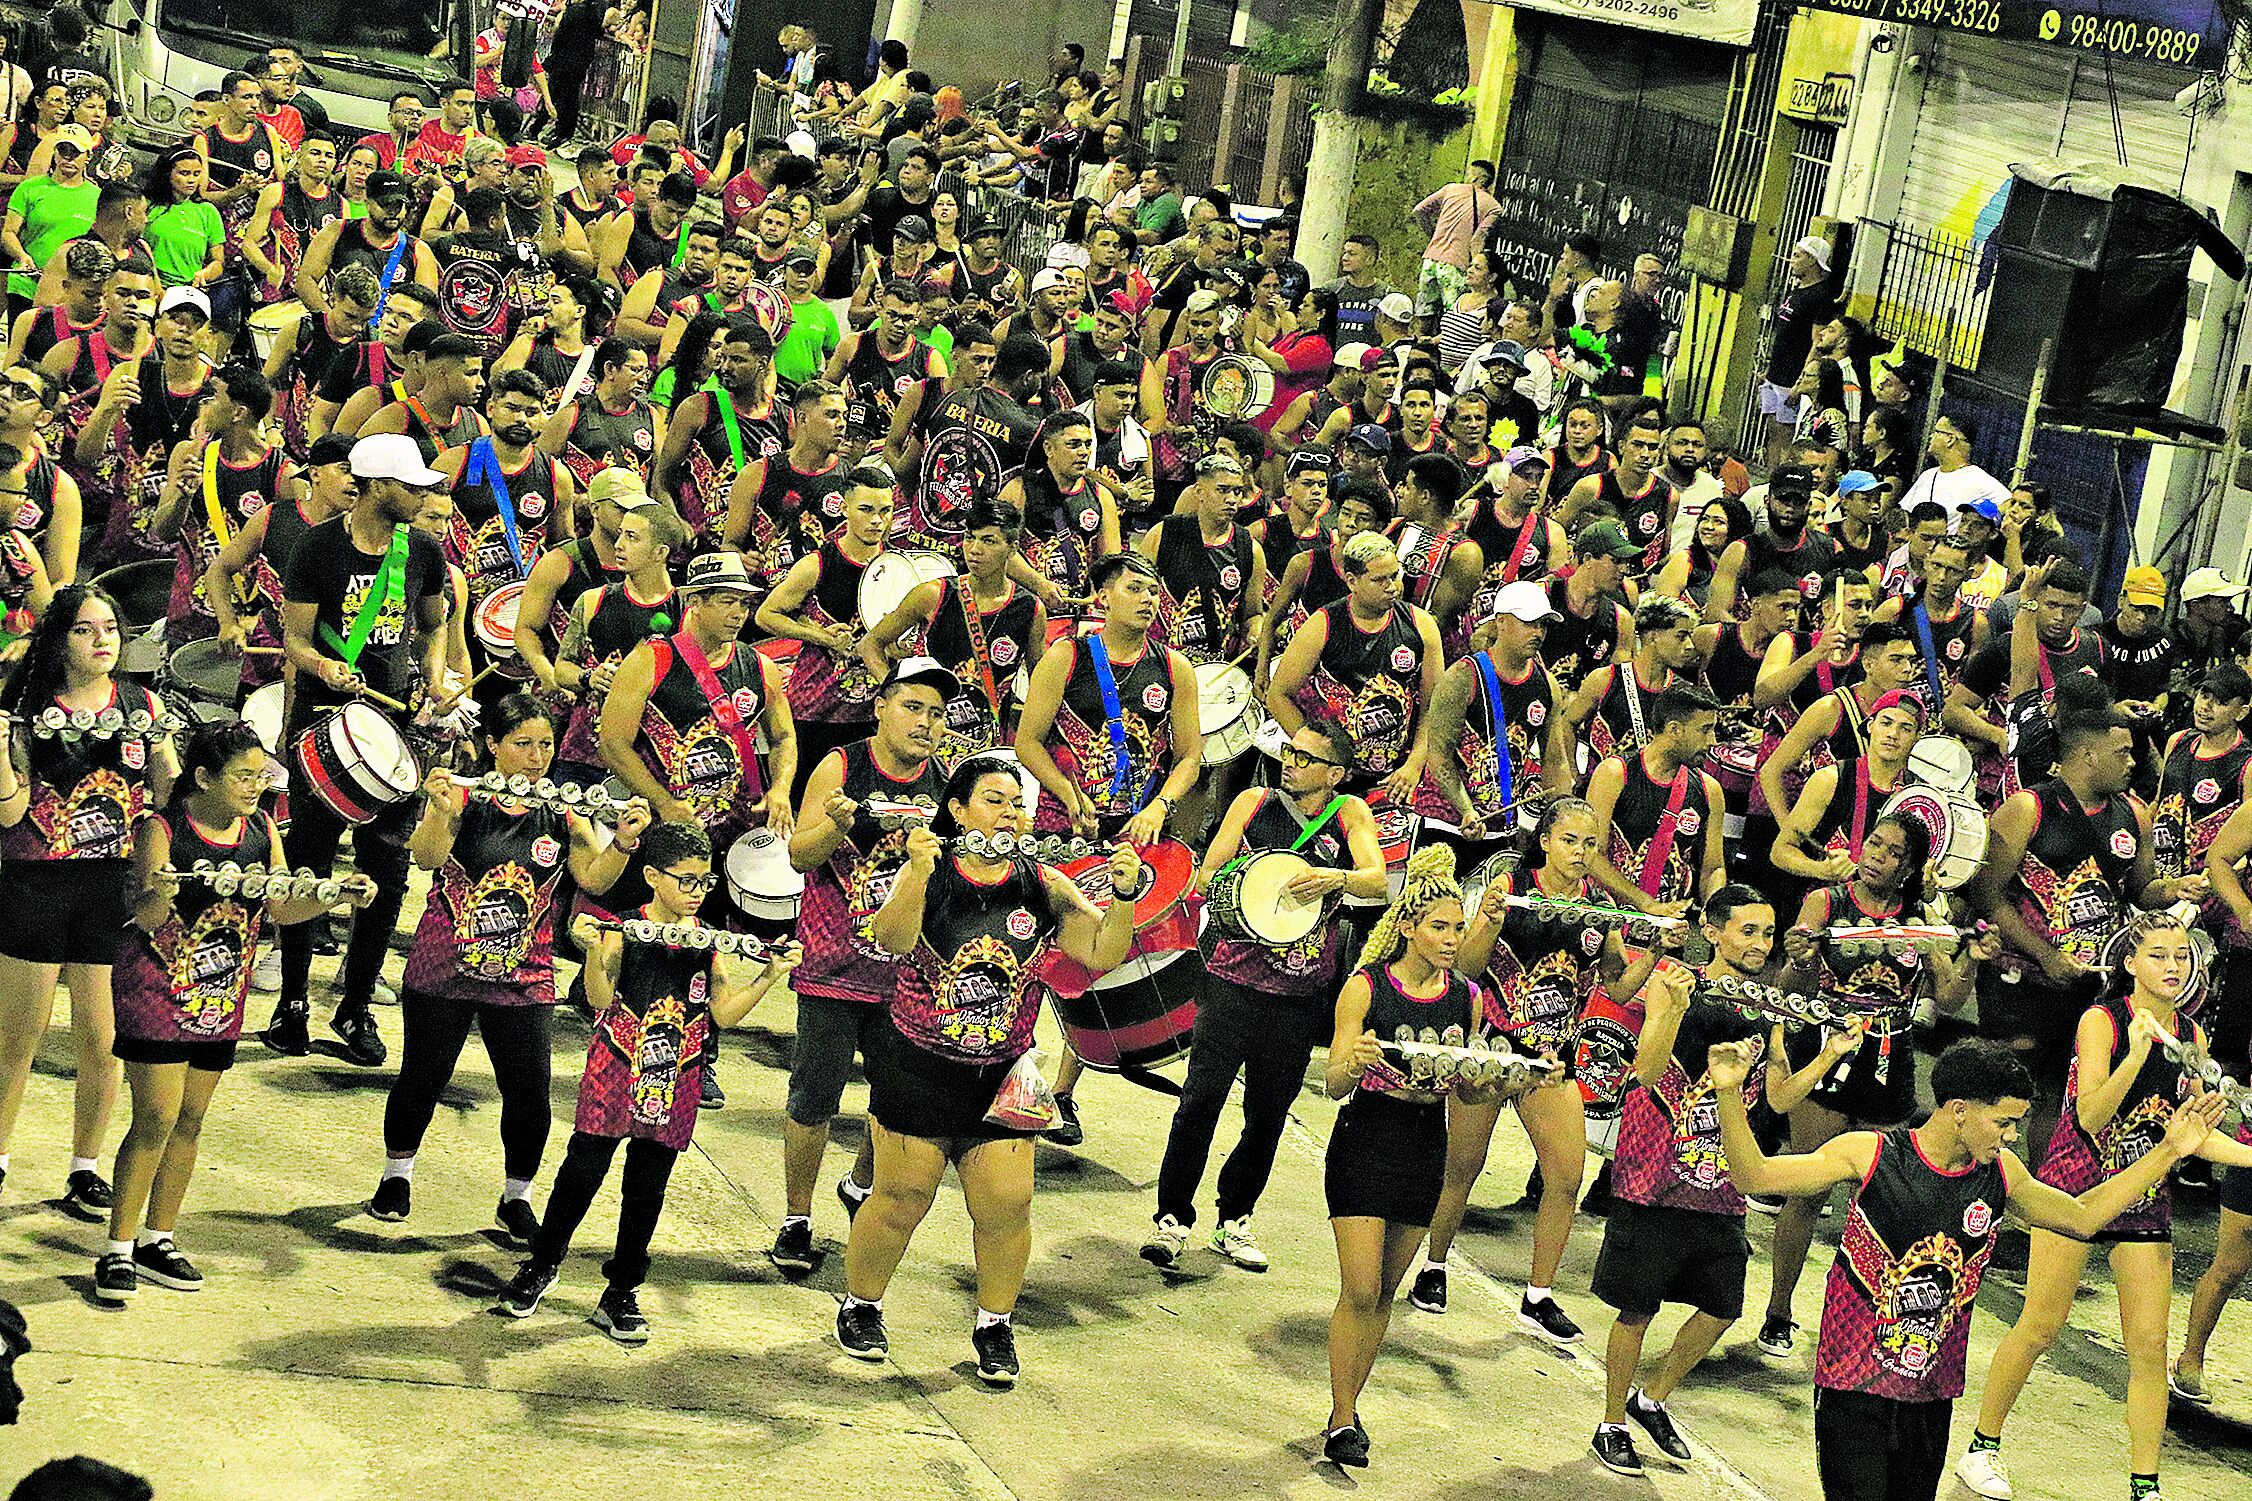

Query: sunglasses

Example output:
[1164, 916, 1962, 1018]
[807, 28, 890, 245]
[1280, 746, 1343, 770]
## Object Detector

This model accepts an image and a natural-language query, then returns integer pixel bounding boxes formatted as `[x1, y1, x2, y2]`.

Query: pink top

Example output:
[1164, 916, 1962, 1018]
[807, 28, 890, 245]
[1413, 182, 1501, 270]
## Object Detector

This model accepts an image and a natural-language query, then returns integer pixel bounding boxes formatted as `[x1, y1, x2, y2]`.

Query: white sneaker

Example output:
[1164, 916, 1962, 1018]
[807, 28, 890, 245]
[370, 982, 399, 1008]
[1955, 1448, 2015, 1500]
[250, 948, 283, 993]
[1210, 1216, 1269, 1271]
[1139, 1214, 1188, 1269]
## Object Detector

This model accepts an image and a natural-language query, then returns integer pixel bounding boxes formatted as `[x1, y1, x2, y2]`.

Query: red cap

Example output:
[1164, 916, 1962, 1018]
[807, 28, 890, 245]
[504, 144, 548, 169]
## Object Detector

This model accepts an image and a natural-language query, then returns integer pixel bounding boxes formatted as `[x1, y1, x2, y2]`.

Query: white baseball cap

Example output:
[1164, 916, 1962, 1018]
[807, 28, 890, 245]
[348, 433, 446, 487]
[159, 286, 212, 321]
[1489, 580, 1562, 624]
[2182, 567, 2245, 602]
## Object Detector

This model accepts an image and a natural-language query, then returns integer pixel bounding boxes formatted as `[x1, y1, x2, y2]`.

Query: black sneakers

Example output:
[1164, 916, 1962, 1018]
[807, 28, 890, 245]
[369, 1177, 411, 1222]
[972, 1319, 1019, 1387]
[1518, 1293, 1583, 1346]
[331, 1011, 386, 1067]
[699, 1069, 725, 1111]
[1042, 1094, 1083, 1147]
[92, 1252, 136, 1305]
[593, 1286, 649, 1344]
[60, 1170, 114, 1222]
[768, 1220, 818, 1275]
[1408, 1264, 1447, 1313]
[495, 1260, 559, 1318]
[259, 1008, 310, 1056]
[132, 1238, 203, 1291]
[1756, 1314, 1797, 1358]
[1626, 1389, 1691, 1462]
[836, 1175, 870, 1221]
[495, 1197, 540, 1246]
[835, 1300, 888, 1360]
[1591, 1425, 1642, 1476]
[1322, 1422, 1371, 1468]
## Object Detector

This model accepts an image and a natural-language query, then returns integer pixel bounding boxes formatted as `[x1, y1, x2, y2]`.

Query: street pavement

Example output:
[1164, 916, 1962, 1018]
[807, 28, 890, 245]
[1, 900, 2249, 1499]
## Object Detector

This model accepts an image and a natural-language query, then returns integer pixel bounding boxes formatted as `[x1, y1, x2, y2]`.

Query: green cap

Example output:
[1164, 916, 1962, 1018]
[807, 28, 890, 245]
[1575, 520, 1641, 564]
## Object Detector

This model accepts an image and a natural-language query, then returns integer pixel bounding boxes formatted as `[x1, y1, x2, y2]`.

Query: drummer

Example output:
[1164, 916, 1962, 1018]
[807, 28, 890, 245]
[1142, 719, 1384, 1273]
[433, 369, 576, 623]
[205, 432, 356, 704]
[1566, 593, 1705, 765]
[771, 657, 956, 1277]
[1872, 533, 1983, 702]
[1248, 446, 1333, 618]
[259, 434, 453, 1068]
[727, 377, 847, 585]
[62, 282, 211, 573]
[859, 499, 1046, 768]
[260, 264, 380, 461]
[755, 465, 895, 801]
[1140, 452, 1264, 668]
[1585, 684, 1726, 916]
[1415, 581, 1576, 870]
[547, 481, 682, 786]
[309, 284, 438, 444]
[1771, 685, 1926, 886]
[1255, 478, 1392, 673]
[2155, 663, 2252, 1072]
[1756, 810, 1989, 1361]
[654, 315, 782, 546]
[150, 365, 300, 664]
[537, 337, 663, 485]
[1762, 633, 1927, 869]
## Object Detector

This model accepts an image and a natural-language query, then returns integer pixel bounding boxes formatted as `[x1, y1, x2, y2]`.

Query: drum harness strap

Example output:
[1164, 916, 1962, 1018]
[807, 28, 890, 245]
[366, 226, 411, 334]
[1501, 505, 1540, 584]
[1086, 634, 1161, 810]
[953, 577, 1003, 719]
[1910, 597, 1946, 710]
[1472, 650, 1514, 818]
[1636, 755, 1692, 898]
[320, 523, 410, 667]
[200, 444, 260, 606]
[1621, 662, 1649, 750]
[698, 377, 746, 471]
[654, 629, 760, 792]
[463, 436, 534, 581]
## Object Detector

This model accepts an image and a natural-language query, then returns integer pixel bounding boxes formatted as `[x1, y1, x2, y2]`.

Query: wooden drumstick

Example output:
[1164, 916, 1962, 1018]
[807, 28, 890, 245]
[237, 645, 287, 656]
[354, 684, 410, 713]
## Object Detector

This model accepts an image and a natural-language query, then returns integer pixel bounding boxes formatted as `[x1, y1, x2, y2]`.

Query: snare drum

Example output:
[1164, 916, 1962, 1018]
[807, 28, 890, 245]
[242, 682, 286, 754]
[1034, 838, 1200, 997]
[1044, 948, 1206, 1072]
[1907, 735, 1976, 797]
[95, 560, 173, 676]
[163, 638, 240, 709]
[291, 703, 421, 825]
[859, 549, 957, 632]
[1196, 661, 1256, 767]
[1205, 849, 1322, 944]
[247, 298, 305, 363]
[724, 828, 805, 920]
[1879, 783, 1988, 890]
[473, 582, 533, 680]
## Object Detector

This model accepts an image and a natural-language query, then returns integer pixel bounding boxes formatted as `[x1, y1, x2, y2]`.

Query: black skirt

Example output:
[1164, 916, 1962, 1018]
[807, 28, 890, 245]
[0, 858, 130, 966]
[1324, 1089, 1448, 1224]
[864, 1013, 1031, 1151]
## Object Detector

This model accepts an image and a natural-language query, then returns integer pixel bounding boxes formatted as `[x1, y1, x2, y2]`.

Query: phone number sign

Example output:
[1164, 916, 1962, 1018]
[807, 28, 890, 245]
[1796, 0, 2226, 68]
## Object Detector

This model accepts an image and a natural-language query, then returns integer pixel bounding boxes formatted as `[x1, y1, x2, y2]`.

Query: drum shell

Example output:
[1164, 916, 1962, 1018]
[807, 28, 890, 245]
[1878, 784, 1987, 891]
[1196, 662, 1256, 767]
[1907, 735, 1976, 797]
[473, 581, 533, 680]
[724, 829, 805, 920]
[164, 638, 240, 708]
[1343, 790, 1421, 907]
[291, 704, 421, 825]
[1205, 849, 1320, 944]
[1035, 839, 1200, 997]
[858, 549, 957, 632]
[1045, 947, 1202, 1071]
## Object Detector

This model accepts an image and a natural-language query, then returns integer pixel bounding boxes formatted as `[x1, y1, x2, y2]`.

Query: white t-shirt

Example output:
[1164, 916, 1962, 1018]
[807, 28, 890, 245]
[1665, 469, 1727, 553]
[1901, 462, 2010, 516]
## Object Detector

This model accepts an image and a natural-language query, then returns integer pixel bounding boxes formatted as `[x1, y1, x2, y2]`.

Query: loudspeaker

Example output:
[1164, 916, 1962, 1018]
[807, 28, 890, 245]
[1977, 177, 2205, 412]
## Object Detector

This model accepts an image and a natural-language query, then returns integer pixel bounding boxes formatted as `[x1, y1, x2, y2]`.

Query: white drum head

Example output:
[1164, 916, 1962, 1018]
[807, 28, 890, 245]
[1195, 662, 1253, 736]
[1907, 736, 1976, 797]
[859, 549, 957, 631]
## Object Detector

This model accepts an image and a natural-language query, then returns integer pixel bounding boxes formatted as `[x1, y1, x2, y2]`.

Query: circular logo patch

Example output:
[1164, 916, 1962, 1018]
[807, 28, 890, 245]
[989, 636, 1018, 667]
[1963, 1199, 1992, 1237]
[1946, 636, 1966, 660]
[1676, 807, 1702, 837]
[519, 492, 546, 519]
[1079, 508, 1099, 532]
[2196, 778, 2221, 804]
[1390, 645, 1415, 672]
[1527, 700, 1547, 726]
[632, 427, 653, 451]
[1006, 908, 1036, 939]
[1581, 926, 1602, 955]
[823, 490, 845, 517]
[1219, 564, 1241, 591]
[689, 973, 708, 1002]
[238, 491, 265, 517]
[2110, 828, 2136, 859]
[531, 836, 561, 867]
[1635, 511, 1657, 535]
[1141, 682, 1168, 713]
[731, 687, 759, 716]
[121, 737, 145, 770]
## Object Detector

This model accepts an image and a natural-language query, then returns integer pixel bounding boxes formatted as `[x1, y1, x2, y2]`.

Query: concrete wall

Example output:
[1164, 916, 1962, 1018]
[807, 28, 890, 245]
[905, 0, 1119, 98]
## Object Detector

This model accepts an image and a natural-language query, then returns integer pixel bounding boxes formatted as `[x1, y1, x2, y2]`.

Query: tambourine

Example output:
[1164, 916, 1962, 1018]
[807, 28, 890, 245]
[586, 918, 784, 959]
[1826, 923, 1990, 959]
[2148, 1016, 2252, 1119]
[9, 705, 183, 743]
[741, 281, 794, 347]
[1196, 353, 1276, 422]
[446, 772, 639, 821]
[1384, 1025, 1560, 1092]
[174, 860, 348, 904]
[1696, 973, 1906, 1031]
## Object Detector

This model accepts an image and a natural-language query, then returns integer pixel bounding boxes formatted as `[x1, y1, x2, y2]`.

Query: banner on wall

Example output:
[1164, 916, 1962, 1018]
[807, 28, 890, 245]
[1792, 0, 2225, 69]
[1498, 0, 1759, 49]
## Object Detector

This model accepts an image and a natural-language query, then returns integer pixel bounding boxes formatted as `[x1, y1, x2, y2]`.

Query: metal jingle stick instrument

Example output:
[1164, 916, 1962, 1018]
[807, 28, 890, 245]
[8, 705, 184, 744]
[588, 918, 784, 959]
[1383, 1025, 1562, 1092]
[1697, 973, 1905, 1032]
[2147, 1017, 2252, 1120]
[1825, 923, 1990, 959]
[176, 860, 346, 904]
[1497, 891, 1684, 940]
[860, 806, 1115, 864]
[447, 773, 636, 820]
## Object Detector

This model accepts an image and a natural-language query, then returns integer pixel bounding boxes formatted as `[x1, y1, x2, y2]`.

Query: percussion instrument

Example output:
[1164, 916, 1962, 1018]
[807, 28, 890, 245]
[1877, 783, 1987, 890]
[1204, 849, 1323, 944]
[291, 703, 421, 825]
[1195, 661, 1257, 767]
[582, 917, 786, 959]
[242, 682, 286, 754]
[1036, 838, 1200, 998]
[858, 548, 956, 632]
[1487, 890, 1683, 940]
[246, 298, 304, 363]
[93, 559, 173, 676]
[1382, 1026, 1561, 1094]
[2148, 1016, 2252, 1118]
[473, 581, 533, 680]
[447, 772, 641, 821]
[1696, 973, 1905, 1032]
[1907, 735, 1976, 797]
[752, 636, 800, 699]
[162, 638, 241, 709]
[723, 828, 804, 921]
[172, 860, 350, 904]
[855, 808, 1108, 862]
[1045, 947, 1206, 1072]
[8, 704, 184, 742]
[1575, 985, 1645, 1157]
[1826, 923, 1987, 958]
[1344, 789, 1421, 907]
[1252, 715, 1289, 787]
[1196, 353, 1276, 423]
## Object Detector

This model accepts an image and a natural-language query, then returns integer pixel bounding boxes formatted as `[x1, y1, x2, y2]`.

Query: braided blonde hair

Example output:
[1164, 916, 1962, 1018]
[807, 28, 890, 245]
[1352, 844, 1461, 972]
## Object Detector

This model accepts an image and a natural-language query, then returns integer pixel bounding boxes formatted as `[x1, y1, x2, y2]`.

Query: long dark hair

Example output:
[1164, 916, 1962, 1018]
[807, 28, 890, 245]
[1860, 810, 1931, 916]
[933, 753, 1020, 838]
[142, 144, 203, 209]
[1687, 495, 1753, 582]
[0, 582, 122, 715]
[169, 719, 261, 812]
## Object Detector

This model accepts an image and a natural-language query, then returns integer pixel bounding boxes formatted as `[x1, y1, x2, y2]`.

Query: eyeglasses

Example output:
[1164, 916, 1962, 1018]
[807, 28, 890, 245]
[658, 870, 719, 895]
[1280, 746, 1343, 770]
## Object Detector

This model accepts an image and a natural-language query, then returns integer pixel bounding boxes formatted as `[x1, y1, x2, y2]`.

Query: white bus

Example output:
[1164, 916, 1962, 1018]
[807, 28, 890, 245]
[96, 0, 474, 146]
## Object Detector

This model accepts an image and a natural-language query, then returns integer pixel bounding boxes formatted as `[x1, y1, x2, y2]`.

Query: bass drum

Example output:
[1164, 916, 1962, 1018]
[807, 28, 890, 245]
[1043, 948, 1204, 1073]
[1877, 783, 1987, 891]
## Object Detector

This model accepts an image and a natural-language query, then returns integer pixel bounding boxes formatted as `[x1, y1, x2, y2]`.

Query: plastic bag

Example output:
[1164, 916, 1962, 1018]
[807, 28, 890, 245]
[984, 1046, 1059, 1131]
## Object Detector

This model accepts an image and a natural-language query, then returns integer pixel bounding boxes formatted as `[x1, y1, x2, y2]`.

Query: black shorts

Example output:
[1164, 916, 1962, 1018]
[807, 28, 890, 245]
[0, 859, 130, 966]
[786, 989, 887, 1126]
[1590, 1198, 1750, 1320]
[1324, 1091, 1448, 1224]
[863, 1013, 1028, 1151]
[1813, 1386, 1953, 1501]
[2222, 1163, 2252, 1218]
[1976, 967, 2096, 1086]
[1787, 1023, 1916, 1126]
[113, 1034, 239, 1071]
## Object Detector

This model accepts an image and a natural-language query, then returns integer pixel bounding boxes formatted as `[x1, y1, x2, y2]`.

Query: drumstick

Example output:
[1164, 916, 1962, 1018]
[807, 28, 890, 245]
[354, 685, 410, 713]
[237, 645, 287, 656]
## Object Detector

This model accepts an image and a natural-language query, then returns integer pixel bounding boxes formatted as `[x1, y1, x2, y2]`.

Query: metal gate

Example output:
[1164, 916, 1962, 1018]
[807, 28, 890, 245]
[1733, 121, 1837, 454]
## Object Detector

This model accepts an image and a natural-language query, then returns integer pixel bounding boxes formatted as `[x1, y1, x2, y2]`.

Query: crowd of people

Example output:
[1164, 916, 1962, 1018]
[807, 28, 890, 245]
[0, 16, 2246, 1501]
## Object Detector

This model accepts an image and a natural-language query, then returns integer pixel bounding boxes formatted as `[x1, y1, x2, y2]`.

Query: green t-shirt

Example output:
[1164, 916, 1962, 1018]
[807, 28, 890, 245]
[7, 176, 99, 299]
[917, 321, 952, 365]
[1135, 191, 1185, 243]
[144, 200, 226, 289]
[774, 295, 841, 386]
